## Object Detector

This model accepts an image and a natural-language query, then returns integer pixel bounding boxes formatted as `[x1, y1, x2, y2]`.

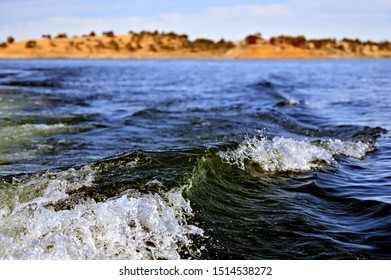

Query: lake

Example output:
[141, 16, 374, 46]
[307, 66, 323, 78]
[0, 59, 390, 259]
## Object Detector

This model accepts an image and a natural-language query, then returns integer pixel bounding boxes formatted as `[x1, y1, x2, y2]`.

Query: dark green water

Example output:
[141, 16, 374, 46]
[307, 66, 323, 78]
[0, 59, 390, 259]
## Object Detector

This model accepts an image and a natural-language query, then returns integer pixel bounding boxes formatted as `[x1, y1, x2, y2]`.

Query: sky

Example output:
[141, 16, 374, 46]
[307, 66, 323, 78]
[0, 0, 390, 42]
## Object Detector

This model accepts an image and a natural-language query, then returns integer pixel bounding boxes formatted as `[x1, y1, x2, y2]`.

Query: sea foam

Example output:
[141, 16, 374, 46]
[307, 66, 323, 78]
[219, 136, 374, 172]
[0, 166, 202, 260]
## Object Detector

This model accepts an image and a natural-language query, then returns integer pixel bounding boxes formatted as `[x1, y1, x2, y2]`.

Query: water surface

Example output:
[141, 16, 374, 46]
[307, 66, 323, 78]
[0, 59, 390, 259]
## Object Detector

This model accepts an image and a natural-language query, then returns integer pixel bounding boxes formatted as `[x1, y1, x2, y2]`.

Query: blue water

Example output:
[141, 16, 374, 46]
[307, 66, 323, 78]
[0, 59, 390, 259]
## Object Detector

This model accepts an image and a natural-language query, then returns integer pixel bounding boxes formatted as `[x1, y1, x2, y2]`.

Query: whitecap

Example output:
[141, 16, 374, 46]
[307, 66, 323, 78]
[0, 166, 203, 260]
[219, 136, 374, 172]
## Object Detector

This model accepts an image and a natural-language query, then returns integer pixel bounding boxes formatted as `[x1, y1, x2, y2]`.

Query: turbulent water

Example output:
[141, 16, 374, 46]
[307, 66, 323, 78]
[0, 59, 390, 260]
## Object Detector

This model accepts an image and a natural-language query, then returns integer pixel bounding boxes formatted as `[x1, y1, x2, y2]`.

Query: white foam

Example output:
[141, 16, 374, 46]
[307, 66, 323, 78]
[0, 166, 96, 215]
[0, 167, 203, 260]
[219, 136, 374, 172]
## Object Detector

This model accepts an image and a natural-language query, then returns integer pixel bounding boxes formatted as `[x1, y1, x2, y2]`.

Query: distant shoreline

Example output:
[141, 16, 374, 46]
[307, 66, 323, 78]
[1, 31, 390, 59]
[1, 57, 388, 61]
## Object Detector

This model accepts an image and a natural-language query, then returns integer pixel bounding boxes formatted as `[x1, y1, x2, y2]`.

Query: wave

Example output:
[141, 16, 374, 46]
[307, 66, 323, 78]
[0, 123, 74, 166]
[219, 136, 375, 173]
[275, 98, 300, 107]
[1, 80, 60, 89]
[0, 166, 203, 260]
[0, 124, 71, 142]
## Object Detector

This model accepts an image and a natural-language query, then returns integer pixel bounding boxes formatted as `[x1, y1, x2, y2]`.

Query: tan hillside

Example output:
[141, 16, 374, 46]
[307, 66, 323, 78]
[0, 31, 390, 59]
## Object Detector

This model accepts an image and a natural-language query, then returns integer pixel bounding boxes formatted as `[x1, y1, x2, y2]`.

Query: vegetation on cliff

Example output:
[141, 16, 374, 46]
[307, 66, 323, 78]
[0, 30, 390, 59]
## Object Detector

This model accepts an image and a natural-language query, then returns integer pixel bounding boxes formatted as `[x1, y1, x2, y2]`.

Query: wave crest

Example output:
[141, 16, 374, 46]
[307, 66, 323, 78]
[219, 136, 375, 172]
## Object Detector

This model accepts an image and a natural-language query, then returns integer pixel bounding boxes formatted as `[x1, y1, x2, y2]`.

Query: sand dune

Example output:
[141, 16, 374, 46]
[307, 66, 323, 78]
[1, 32, 390, 59]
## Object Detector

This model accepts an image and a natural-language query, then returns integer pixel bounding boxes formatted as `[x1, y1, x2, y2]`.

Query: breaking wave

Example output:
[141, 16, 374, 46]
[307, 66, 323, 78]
[219, 136, 375, 172]
[0, 166, 203, 260]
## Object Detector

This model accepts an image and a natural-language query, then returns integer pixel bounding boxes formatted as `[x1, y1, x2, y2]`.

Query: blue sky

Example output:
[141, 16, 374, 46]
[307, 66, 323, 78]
[0, 0, 390, 42]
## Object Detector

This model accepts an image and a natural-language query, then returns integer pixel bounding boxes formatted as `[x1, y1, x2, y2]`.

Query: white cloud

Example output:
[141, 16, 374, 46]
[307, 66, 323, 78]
[379, 0, 391, 8]
[0, 16, 148, 40]
[156, 4, 293, 40]
[0, 1, 390, 42]
[207, 4, 292, 19]
[1, 5, 289, 41]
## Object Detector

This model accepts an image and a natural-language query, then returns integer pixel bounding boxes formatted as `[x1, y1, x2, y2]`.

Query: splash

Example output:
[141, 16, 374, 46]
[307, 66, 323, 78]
[219, 136, 375, 172]
[0, 166, 203, 260]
